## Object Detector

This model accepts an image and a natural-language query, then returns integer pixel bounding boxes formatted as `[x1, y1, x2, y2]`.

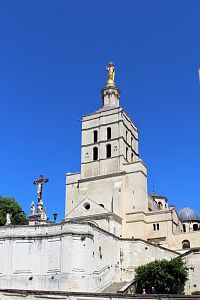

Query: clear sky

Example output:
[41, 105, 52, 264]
[0, 0, 200, 221]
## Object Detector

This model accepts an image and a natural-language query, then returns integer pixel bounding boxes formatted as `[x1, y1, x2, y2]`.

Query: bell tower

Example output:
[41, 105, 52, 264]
[66, 64, 148, 226]
[80, 63, 139, 179]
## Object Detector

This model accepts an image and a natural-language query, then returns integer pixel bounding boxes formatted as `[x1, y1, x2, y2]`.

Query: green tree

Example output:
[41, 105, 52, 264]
[134, 257, 188, 294]
[0, 196, 28, 226]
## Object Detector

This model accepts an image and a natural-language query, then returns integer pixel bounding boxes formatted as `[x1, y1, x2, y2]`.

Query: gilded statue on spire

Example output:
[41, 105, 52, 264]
[106, 62, 115, 86]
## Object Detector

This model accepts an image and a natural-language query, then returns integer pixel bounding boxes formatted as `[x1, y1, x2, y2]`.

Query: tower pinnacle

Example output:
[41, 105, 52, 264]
[101, 63, 120, 108]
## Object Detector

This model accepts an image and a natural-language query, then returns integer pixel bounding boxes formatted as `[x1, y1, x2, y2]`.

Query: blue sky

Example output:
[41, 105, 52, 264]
[0, 0, 200, 221]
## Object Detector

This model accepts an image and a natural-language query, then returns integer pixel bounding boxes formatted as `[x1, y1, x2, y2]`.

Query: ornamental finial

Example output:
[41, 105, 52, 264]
[106, 62, 115, 86]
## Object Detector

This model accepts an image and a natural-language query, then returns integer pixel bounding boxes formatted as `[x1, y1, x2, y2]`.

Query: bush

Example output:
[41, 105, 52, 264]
[191, 291, 200, 295]
[0, 196, 28, 225]
[134, 257, 188, 294]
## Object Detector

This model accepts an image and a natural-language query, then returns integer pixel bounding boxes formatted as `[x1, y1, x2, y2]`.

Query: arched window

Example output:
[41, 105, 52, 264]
[193, 224, 198, 231]
[93, 130, 98, 143]
[93, 147, 98, 161]
[107, 127, 111, 140]
[131, 137, 133, 148]
[106, 144, 111, 158]
[182, 240, 190, 249]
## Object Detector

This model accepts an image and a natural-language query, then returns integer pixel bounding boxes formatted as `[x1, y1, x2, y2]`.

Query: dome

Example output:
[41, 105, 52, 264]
[178, 207, 200, 222]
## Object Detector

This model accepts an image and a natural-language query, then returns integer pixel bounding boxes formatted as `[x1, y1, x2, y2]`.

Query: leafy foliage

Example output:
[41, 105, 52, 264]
[192, 291, 200, 295]
[134, 257, 188, 294]
[0, 196, 28, 225]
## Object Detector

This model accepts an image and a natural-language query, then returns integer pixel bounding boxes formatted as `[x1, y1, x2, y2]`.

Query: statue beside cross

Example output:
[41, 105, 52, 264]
[30, 201, 35, 215]
[5, 213, 12, 225]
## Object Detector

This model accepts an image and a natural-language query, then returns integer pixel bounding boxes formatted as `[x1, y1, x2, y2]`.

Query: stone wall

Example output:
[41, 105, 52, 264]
[0, 221, 178, 293]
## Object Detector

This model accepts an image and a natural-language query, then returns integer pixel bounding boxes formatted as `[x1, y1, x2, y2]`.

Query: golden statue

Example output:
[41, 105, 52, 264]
[106, 62, 115, 86]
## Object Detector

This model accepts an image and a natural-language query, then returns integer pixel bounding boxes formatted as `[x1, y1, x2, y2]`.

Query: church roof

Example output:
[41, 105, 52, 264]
[149, 192, 168, 200]
[178, 207, 200, 222]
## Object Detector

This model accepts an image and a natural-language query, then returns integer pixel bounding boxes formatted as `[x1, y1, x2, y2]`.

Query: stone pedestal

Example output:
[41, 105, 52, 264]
[29, 213, 48, 225]
[101, 86, 120, 107]
[28, 214, 41, 225]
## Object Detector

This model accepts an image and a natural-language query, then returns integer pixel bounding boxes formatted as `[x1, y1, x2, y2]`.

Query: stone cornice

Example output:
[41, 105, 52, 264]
[0, 288, 195, 298]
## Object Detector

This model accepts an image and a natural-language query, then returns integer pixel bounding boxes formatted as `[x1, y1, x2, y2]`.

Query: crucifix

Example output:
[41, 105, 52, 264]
[33, 175, 49, 206]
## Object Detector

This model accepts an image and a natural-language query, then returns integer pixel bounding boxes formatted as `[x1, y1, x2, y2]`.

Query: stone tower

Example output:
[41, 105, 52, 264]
[65, 64, 148, 237]
[81, 62, 139, 178]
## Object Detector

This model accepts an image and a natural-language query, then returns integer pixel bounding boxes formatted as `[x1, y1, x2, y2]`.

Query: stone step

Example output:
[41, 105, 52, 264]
[102, 281, 130, 293]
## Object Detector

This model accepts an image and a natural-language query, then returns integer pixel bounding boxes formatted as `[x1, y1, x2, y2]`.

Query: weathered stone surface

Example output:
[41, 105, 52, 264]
[0, 221, 178, 292]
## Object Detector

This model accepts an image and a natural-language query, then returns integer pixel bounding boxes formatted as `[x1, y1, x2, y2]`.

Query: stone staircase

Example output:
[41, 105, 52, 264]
[102, 281, 131, 293]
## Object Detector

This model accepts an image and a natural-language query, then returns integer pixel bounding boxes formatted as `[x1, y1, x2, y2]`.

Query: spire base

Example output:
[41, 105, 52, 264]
[101, 86, 120, 108]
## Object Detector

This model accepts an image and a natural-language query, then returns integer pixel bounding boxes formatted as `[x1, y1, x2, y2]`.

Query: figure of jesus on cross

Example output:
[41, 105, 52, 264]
[33, 175, 49, 206]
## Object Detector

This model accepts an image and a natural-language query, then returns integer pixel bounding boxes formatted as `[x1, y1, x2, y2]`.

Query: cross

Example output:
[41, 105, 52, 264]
[33, 175, 49, 204]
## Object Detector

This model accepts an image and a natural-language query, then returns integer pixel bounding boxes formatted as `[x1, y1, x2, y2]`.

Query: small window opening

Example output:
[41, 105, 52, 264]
[158, 202, 162, 209]
[183, 224, 186, 232]
[126, 147, 128, 161]
[153, 223, 159, 230]
[193, 224, 198, 231]
[131, 152, 134, 162]
[94, 130, 98, 143]
[84, 203, 90, 210]
[106, 144, 111, 158]
[182, 240, 190, 249]
[93, 147, 98, 161]
[99, 204, 104, 208]
[131, 137, 133, 147]
[99, 246, 102, 259]
[107, 127, 111, 140]
[126, 130, 128, 141]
